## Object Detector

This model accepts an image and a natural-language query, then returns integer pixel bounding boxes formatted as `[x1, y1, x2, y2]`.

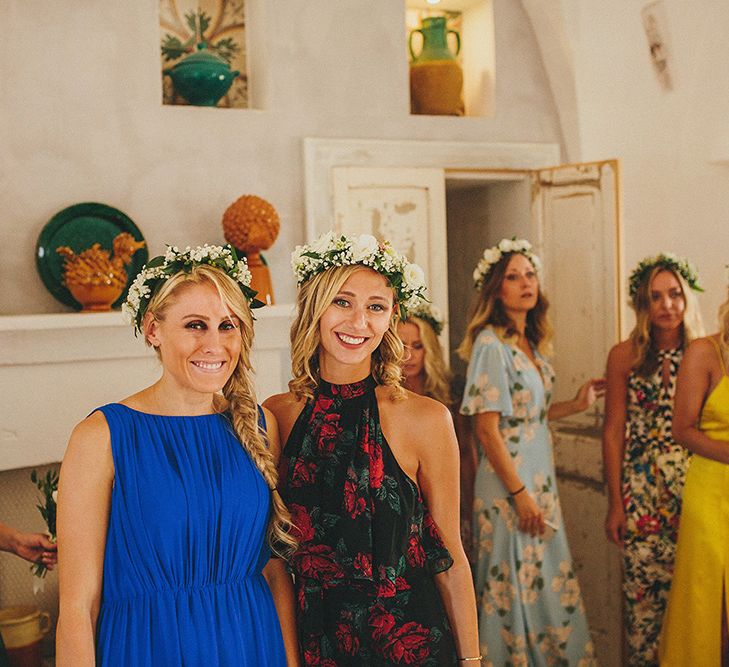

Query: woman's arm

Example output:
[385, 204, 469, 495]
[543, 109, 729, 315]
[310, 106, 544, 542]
[548, 378, 606, 420]
[263, 558, 300, 666]
[0, 522, 57, 568]
[56, 412, 114, 667]
[673, 338, 729, 464]
[473, 412, 544, 536]
[261, 407, 301, 667]
[601, 344, 631, 545]
[415, 403, 480, 661]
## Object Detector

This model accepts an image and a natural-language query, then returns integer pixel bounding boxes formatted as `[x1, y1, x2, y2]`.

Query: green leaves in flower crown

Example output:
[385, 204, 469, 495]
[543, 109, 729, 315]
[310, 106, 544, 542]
[124, 243, 261, 335]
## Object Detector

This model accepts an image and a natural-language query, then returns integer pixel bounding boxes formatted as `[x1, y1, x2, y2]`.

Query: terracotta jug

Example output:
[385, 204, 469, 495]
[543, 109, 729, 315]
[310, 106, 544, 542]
[409, 16, 464, 116]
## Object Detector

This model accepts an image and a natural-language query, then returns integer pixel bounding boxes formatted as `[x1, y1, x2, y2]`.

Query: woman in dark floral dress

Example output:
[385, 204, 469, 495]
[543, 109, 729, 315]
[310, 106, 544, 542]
[602, 254, 704, 665]
[265, 232, 480, 666]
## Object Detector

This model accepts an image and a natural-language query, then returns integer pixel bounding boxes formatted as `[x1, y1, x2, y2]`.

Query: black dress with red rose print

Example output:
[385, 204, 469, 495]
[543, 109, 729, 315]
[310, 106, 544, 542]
[280, 376, 458, 666]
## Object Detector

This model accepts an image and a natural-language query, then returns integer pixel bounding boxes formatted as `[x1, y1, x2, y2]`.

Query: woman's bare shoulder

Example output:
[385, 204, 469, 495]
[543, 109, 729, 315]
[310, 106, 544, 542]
[684, 335, 720, 365]
[606, 340, 634, 372]
[70, 410, 111, 444]
[63, 410, 114, 479]
[263, 391, 305, 417]
[377, 386, 452, 428]
[262, 391, 306, 446]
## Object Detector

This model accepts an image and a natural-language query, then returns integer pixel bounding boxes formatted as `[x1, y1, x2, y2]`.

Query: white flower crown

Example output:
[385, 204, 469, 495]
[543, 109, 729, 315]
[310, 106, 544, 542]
[291, 231, 427, 318]
[405, 302, 445, 336]
[473, 237, 542, 289]
[628, 252, 703, 299]
[123, 244, 258, 334]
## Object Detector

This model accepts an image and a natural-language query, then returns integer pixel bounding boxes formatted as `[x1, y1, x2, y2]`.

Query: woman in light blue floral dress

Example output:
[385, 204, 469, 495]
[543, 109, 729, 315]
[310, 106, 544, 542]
[458, 238, 603, 666]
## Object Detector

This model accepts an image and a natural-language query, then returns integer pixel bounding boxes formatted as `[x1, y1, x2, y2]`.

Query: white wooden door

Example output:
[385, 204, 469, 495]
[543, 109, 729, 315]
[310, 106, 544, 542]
[530, 160, 622, 413]
[329, 166, 450, 347]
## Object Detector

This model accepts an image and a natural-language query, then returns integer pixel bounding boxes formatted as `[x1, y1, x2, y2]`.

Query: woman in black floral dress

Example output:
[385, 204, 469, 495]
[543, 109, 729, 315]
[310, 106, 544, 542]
[265, 232, 479, 666]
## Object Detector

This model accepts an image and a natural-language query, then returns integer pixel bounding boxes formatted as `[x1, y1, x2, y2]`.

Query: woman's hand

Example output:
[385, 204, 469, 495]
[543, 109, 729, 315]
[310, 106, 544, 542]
[604, 503, 626, 546]
[14, 531, 57, 568]
[574, 378, 606, 412]
[513, 491, 545, 536]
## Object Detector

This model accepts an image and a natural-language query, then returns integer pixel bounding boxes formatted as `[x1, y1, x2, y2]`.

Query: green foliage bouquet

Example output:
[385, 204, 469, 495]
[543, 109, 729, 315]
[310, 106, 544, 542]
[30, 468, 58, 584]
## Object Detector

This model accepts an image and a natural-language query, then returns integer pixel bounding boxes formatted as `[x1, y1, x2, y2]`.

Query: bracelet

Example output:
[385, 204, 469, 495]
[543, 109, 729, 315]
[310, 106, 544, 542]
[508, 484, 526, 497]
[458, 657, 483, 662]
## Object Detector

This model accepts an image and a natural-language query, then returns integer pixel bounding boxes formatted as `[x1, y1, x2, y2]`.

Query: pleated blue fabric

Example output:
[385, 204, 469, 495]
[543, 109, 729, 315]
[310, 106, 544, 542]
[93, 403, 286, 666]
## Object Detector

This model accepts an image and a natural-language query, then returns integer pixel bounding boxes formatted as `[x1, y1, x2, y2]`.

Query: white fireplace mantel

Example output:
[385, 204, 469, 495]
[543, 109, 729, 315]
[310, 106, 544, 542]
[0, 306, 295, 471]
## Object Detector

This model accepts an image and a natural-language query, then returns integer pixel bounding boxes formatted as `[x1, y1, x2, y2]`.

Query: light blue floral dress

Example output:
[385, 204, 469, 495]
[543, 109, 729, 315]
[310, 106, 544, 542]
[461, 327, 596, 666]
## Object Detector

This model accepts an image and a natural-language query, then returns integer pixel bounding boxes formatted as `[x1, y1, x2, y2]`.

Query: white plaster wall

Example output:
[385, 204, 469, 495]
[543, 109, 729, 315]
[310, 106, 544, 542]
[560, 0, 729, 328]
[0, 0, 562, 315]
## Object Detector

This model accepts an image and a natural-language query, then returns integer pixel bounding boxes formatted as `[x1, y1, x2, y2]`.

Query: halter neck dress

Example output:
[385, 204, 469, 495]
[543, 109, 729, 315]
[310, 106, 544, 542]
[660, 339, 729, 665]
[93, 403, 285, 666]
[621, 347, 687, 664]
[280, 376, 458, 666]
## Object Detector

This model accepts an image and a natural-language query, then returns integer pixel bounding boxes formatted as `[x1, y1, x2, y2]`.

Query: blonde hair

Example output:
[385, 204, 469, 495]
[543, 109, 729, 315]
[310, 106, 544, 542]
[628, 266, 705, 376]
[289, 265, 405, 401]
[717, 287, 729, 361]
[144, 265, 296, 558]
[458, 252, 553, 362]
[402, 316, 453, 406]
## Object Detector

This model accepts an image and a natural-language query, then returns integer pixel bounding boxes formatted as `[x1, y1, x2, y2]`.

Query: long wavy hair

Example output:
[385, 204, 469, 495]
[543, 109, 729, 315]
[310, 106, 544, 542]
[628, 266, 704, 376]
[458, 252, 553, 362]
[402, 316, 453, 406]
[143, 265, 296, 558]
[289, 265, 405, 401]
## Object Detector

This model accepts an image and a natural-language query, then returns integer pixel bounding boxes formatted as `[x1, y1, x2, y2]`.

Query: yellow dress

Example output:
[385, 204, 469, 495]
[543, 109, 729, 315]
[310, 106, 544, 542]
[659, 338, 729, 666]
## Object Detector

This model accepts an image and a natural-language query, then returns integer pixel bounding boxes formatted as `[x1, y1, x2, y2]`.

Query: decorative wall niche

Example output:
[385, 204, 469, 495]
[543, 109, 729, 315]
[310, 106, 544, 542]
[159, 0, 248, 108]
[405, 0, 495, 117]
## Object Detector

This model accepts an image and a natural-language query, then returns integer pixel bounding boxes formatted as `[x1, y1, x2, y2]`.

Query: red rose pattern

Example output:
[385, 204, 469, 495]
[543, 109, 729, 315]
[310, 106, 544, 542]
[291, 460, 318, 488]
[335, 623, 360, 655]
[382, 621, 431, 664]
[294, 543, 345, 582]
[290, 503, 315, 542]
[318, 413, 342, 455]
[353, 552, 372, 578]
[406, 535, 426, 568]
[281, 377, 456, 665]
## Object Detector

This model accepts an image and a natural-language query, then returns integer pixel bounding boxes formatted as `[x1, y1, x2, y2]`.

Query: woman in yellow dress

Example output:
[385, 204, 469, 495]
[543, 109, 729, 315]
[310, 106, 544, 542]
[660, 287, 729, 665]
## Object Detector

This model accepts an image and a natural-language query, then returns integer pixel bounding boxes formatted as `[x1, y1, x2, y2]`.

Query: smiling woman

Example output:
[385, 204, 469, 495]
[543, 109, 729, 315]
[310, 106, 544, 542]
[55, 245, 300, 667]
[264, 231, 480, 666]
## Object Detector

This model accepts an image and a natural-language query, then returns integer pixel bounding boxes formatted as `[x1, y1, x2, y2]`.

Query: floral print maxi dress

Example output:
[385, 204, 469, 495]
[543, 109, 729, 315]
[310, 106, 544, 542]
[280, 376, 458, 666]
[461, 328, 596, 666]
[622, 348, 686, 666]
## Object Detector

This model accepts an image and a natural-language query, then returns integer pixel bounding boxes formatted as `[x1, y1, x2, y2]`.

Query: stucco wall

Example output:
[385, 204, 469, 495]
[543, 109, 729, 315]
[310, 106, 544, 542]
[560, 0, 729, 327]
[0, 0, 562, 315]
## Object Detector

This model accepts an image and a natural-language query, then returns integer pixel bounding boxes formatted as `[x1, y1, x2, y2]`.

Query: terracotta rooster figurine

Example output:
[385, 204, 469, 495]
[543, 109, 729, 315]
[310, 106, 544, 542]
[57, 232, 146, 311]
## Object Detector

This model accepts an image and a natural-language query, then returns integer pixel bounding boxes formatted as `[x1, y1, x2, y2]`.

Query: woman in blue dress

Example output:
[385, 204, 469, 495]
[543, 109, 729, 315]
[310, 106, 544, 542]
[458, 238, 603, 665]
[56, 245, 299, 666]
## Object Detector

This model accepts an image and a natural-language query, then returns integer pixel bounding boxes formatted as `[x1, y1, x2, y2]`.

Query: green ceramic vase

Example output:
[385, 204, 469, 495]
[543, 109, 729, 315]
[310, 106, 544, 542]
[409, 16, 464, 116]
[163, 43, 239, 107]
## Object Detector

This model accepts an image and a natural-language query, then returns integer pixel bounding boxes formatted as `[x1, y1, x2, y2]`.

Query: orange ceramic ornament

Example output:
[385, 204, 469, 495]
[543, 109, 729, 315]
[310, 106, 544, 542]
[222, 195, 280, 304]
[57, 233, 146, 311]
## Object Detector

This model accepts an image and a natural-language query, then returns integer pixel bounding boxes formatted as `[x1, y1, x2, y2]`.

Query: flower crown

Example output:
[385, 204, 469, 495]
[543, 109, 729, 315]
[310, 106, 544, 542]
[291, 231, 427, 318]
[473, 237, 542, 289]
[628, 252, 703, 299]
[406, 302, 445, 336]
[122, 244, 261, 334]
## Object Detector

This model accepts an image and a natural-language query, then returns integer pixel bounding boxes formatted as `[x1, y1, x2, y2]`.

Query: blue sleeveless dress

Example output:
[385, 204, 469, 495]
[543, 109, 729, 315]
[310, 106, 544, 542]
[93, 403, 286, 666]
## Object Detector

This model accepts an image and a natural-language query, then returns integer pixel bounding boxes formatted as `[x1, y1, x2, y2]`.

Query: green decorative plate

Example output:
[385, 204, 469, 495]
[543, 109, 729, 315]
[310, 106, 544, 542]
[36, 202, 148, 309]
